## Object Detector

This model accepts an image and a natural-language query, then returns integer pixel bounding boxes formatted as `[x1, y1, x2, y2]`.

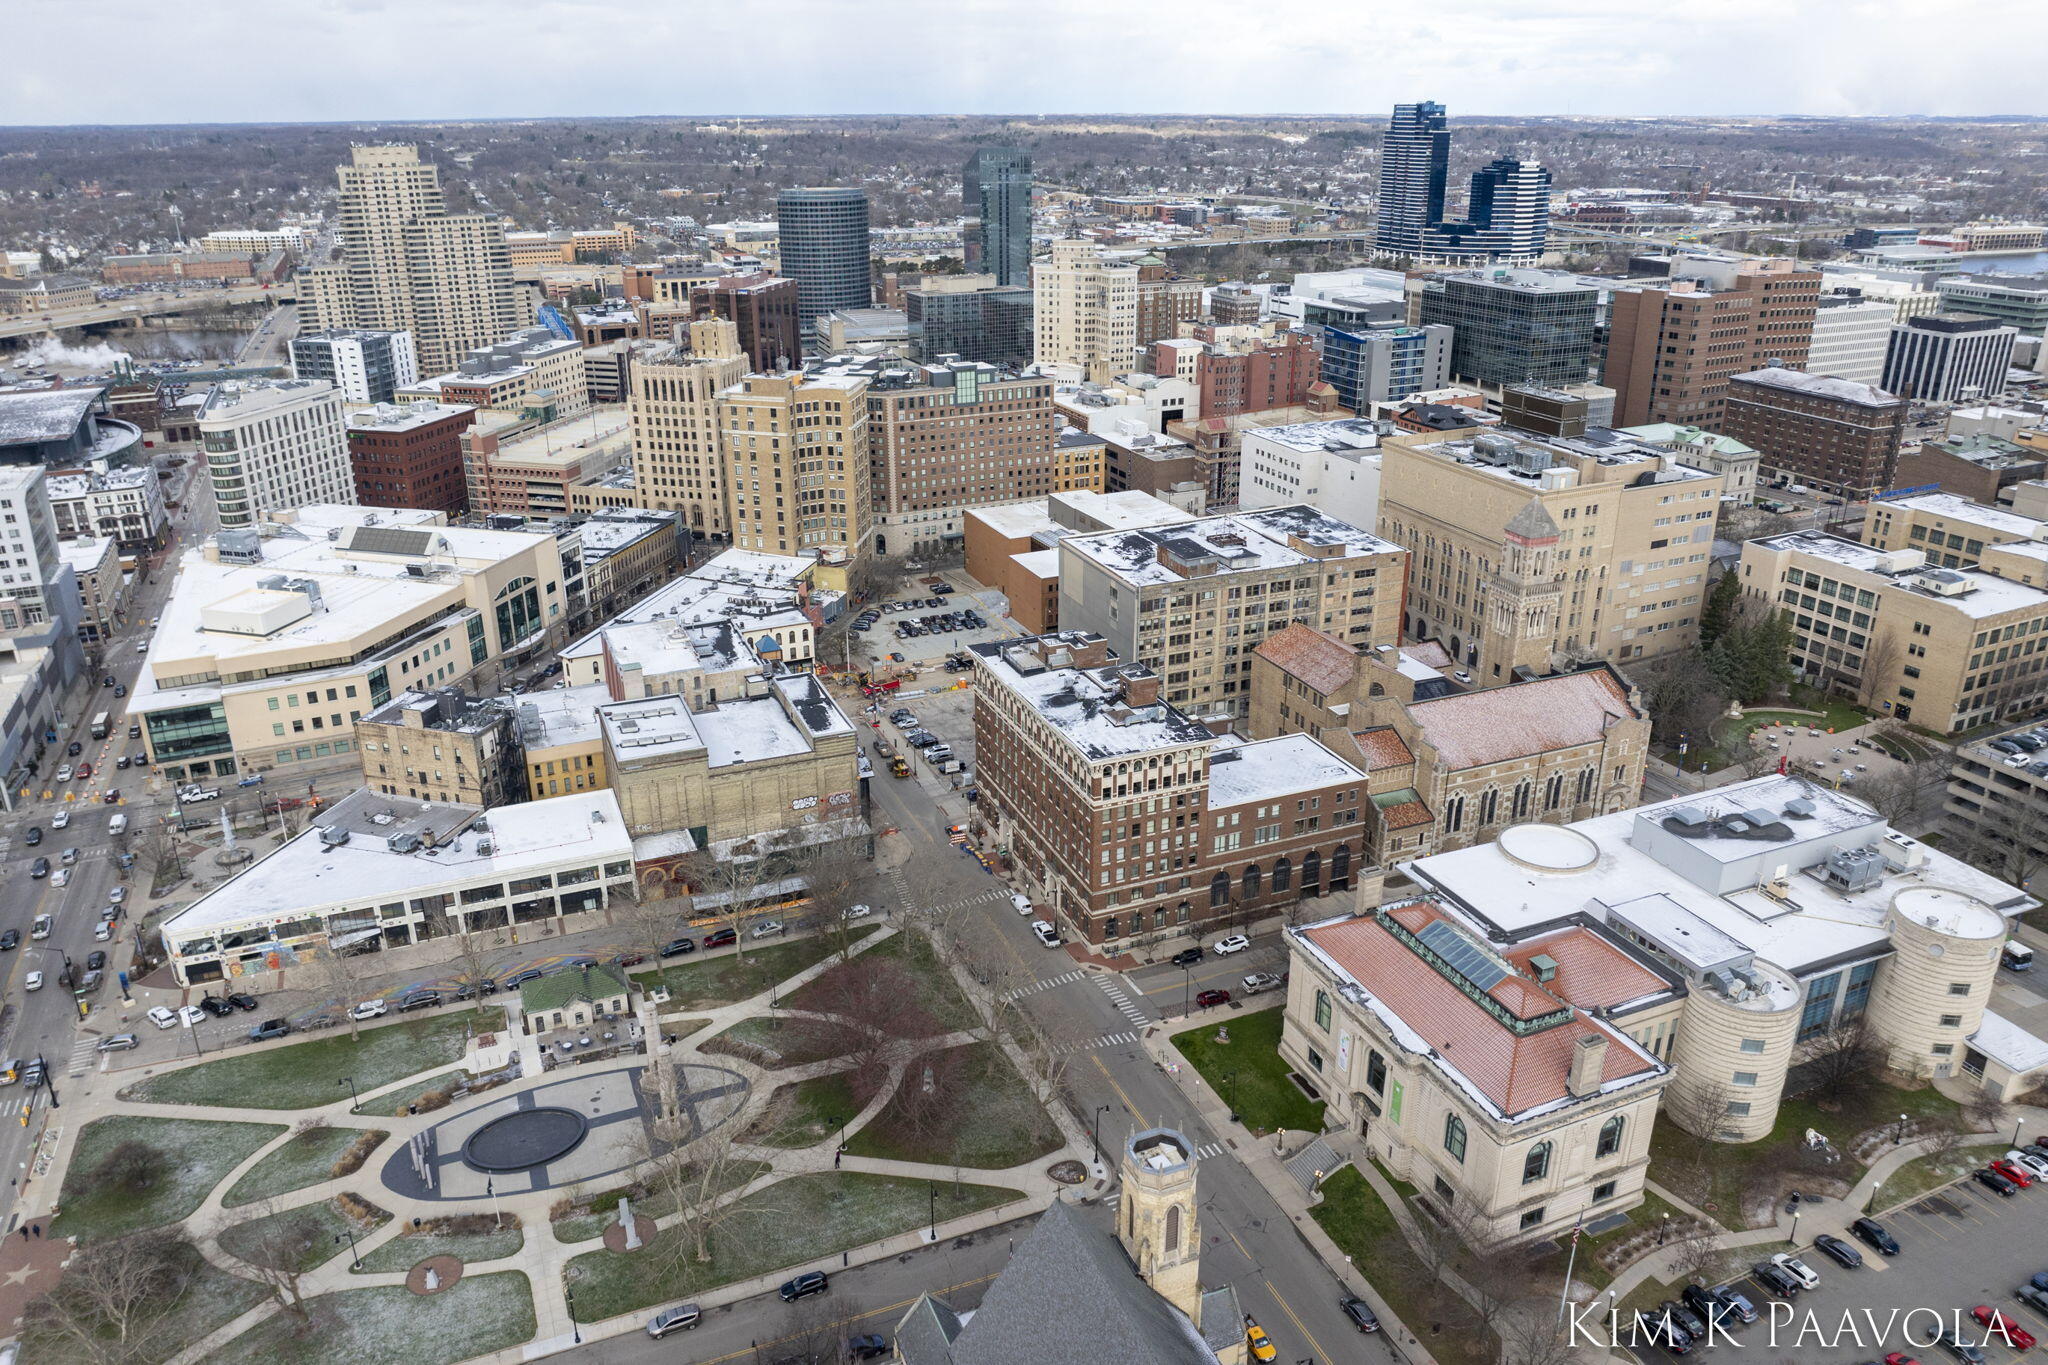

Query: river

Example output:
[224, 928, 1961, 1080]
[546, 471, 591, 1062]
[2, 326, 255, 379]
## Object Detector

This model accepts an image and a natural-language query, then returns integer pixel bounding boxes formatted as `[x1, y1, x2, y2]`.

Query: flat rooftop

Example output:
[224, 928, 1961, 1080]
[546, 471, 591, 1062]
[1206, 734, 1362, 807]
[1753, 530, 2048, 619]
[1061, 504, 1401, 589]
[1879, 492, 2045, 540]
[973, 637, 1214, 762]
[1245, 418, 1382, 455]
[346, 401, 475, 434]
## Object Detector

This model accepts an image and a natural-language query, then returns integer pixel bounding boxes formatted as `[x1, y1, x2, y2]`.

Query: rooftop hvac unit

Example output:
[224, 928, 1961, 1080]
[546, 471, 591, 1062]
[1916, 569, 1973, 597]
[1880, 832, 1928, 870]
[316, 826, 351, 849]
[1823, 846, 1883, 892]
[387, 832, 422, 854]
[475, 838, 493, 855]
[1783, 798, 1817, 818]
[1472, 432, 1518, 465]
[1509, 445, 1553, 475]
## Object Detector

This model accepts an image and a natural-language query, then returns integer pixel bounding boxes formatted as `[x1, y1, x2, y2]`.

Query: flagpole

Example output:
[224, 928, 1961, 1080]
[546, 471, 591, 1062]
[1557, 1210, 1585, 1324]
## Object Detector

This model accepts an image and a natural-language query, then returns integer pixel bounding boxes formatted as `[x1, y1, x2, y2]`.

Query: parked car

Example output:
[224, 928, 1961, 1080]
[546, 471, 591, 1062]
[1212, 934, 1250, 955]
[1813, 1233, 1863, 1268]
[750, 919, 786, 939]
[96, 1034, 139, 1052]
[1663, 1300, 1708, 1340]
[177, 1004, 206, 1026]
[1697, 1283, 1757, 1325]
[847, 1335, 890, 1361]
[1771, 1253, 1821, 1289]
[1976, 1167, 2020, 1197]
[348, 999, 388, 1021]
[660, 937, 697, 958]
[1241, 972, 1284, 996]
[1970, 1306, 2038, 1352]
[2018, 1284, 2048, 1314]
[1886, 1353, 1923, 1365]
[778, 1271, 829, 1302]
[1196, 989, 1232, 1008]
[200, 996, 234, 1017]
[1171, 947, 1204, 966]
[1990, 1158, 2035, 1188]
[1031, 920, 1061, 948]
[249, 1019, 290, 1041]
[227, 993, 259, 1012]
[1339, 1296, 1381, 1332]
[178, 786, 221, 803]
[147, 1006, 178, 1029]
[398, 990, 441, 1012]
[842, 904, 874, 920]
[1924, 1325, 1988, 1365]
[1010, 892, 1033, 916]
[703, 928, 737, 950]
[1850, 1217, 1900, 1255]
[645, 1304, 701, 1338]
[107, 886, 126, 905]
[2008, 1150, 2048, 1181]
[1752, 1261, 1802, 1298]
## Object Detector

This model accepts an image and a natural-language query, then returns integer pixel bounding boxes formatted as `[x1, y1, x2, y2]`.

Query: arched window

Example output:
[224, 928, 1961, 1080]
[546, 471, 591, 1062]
[1210, 871, 1230, 908]
[1302, 849, 1322, 893]
[1164, 1203, 1182, 1254]
[1544, 774, 1564, 810]
[1272, 858, 1293, 892]
[1444, 1114, 1467, 1163]
[1331, 844, 1351, 890]
[1444, 795, 1465, 833]
[1523, 1142, 1552, 1184]
[1512, 780, 1532, 819]
[1243, 865, 1262, 899]
[1314, 990, 1333, 1031]
[1478, 789, 1498, 825]
[1576, 767, 1596, 805]
[1597, 1115, 1625, 1159]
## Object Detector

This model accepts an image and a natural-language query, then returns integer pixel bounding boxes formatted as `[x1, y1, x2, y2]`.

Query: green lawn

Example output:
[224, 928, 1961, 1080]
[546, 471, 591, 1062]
[565, 1172, 1019, 1320]
[214, 1271, 536, 1365]
[23, 1237, 267, 1365]
[224, 1126, 386, 1207]
[1170, 1007, 1325, 1136]
[1523, 1189, 1697, 1292]
[657, 938, 841, 1009]
[369, 1069, 468, 1117]
[782, 930, 980, 1034]
[844, 1042, 1062, 1169]
[705, 1015, 848, 1068]
[1311, 1167, 1495, 1365]
[1868, 1139, 2008, 1213]
[218, 1197, 390, 1274]
[750, 1071, 861, 1148]
[355, 1220, 524, 1273]
[52, 1116, 286, 1242]
[1649, 1080, 1961, 1227]
[549, 1161, 768, 1244]
[120, 1014, 478, 1110]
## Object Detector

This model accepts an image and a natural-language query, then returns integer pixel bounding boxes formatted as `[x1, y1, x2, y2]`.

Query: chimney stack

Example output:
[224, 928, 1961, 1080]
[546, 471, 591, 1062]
[1567, 1033, 1608, 1099]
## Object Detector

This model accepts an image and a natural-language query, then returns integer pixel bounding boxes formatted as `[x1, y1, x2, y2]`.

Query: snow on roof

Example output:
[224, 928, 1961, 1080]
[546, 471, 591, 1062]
[1205, 734, 1362, 808]
[1062, 504, 1399, 589]
[1969, 1011, 2048, 1077]
[1408, 668, 1639, 770]
[1881, 493, 2044, 540]
[0, 387, 99, 446]
[1732, 366, 1900, 408]
[1243, 418, 1382, 454]
[969, 501, 1059, 541]
[1755, 531, 2048, 619]
[598, 695, 704, 758]
[973, 638, 1214, 762]
[696, 694, 814, 767]
[515, 683, 611, 751]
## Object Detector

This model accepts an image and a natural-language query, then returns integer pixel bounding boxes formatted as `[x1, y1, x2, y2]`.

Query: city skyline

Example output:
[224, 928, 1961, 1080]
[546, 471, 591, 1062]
[5, 0, 2044, 126]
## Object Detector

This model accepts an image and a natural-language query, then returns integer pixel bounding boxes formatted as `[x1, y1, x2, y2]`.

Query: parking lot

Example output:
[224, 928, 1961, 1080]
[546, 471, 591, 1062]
[853, 573, 1024, 670]
[1620, 1171, 2048, 1364]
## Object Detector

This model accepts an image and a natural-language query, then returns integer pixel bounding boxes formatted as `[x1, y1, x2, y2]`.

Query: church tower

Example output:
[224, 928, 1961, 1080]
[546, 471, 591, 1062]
[1118, 1128, 1203, 1322]
[1482, 496, 1564, 680]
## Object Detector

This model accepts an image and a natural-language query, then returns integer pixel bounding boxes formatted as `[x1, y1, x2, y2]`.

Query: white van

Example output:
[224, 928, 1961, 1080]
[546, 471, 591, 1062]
[108, 812, 128, 836]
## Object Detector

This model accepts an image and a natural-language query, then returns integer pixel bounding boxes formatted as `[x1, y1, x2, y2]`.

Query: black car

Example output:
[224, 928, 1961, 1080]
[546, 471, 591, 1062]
[1976, 1167, 2020, 1197]
[227, 993, 259, 1011]
[249, 1019, 290, 1041]
[67, 741, 81, 756]
[1663, 1300, 1708, 1340]
[27, 860, 47, 881]
[398, 991, 441, 1012]
[23, 827, 40, 846]
[1712, 1285, 1758, 1323]
[200, 996, 235, 1017]
[779, 1271, 829, 1302]
[1171, 947, 1204, 966]
[1813, 1233, 1863, 1268]
[0, 930, 18, 952]
[503, 968, 545, 988]
[1681, 1285, 1733, 1330]
[1630, 1311, 1691, 1355]
[660, 937, 697, 958]
[1850, 1217, 1899, 1256]
[1927, 1326, 1988, 1365]
[1752, 1261, 1801, 1298]
[85, 950, 107, 972]
[847, 1336, 890, 1361]
[1340, 1296, 1380, 1332]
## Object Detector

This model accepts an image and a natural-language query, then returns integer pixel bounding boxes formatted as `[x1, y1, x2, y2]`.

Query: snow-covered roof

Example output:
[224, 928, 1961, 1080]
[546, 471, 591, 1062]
[973, 636, 1214, 763]
[1969, 1011, 2048, 1077]
[1731, 366, 1900, 408]
[1880, 493, 2044, 541]
[1752, 531, 2048, 621]
[1205, 734, 1362, 808]
[1061, 503, 1400, 590]
[0, 387, 99, 446]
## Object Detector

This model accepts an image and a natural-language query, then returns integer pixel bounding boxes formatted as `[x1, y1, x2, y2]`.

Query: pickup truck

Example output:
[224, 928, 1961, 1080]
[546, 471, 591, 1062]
[872, 737, 898, 760]
[1241, 972, 1284, 996]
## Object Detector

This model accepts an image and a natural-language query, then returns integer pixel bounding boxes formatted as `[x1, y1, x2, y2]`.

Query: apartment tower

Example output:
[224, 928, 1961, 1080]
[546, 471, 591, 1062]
[964, 147, 1034, 288]
[776, 187, 872, 336]
[1718, 366, 1907, 501]
[717, 369, 872, 569]
[626, 320, 750, 541]
[1604, 257, 1821, 428]
[197, 380, 353, 529]
[1034, 239, 1138, 384]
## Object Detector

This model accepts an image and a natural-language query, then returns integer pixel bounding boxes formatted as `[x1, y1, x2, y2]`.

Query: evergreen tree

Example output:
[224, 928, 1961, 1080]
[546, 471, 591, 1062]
[1699, 570, 1742, 650]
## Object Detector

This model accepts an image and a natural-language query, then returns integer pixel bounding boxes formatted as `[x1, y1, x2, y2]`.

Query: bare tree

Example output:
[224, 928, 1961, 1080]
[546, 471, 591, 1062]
[1857, 633, 1904, 711]
[24, 1230, 196, 1365]
[680, 845, 770, 965]
[786, 829, 875, 963]
[615, 888, 690, 967]
[1498, 1307, 1579, 1365]
[795, 954, 939, 1105]
[222, 1199, 325, 1324]
[308, 933, 376, 1041]
[1962, 1088, 2012, 1138]
[1660, 1079, 1739, 1199]
[1800, 1020, 1878, 1104]
[641, 1116, 754, 1270]
[1668, 1224, 1724, 1286]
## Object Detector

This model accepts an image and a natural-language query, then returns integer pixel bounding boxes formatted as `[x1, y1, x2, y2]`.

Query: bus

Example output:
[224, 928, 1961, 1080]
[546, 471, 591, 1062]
[90, 711, 110, 740]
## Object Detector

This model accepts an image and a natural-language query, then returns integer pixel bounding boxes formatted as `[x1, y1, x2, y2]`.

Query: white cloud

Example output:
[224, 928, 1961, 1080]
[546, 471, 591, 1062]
[8, 0, 2045, 124]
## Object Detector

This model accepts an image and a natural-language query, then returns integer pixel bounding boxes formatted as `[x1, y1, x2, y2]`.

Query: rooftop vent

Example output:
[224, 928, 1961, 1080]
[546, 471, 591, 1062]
[1529, 953, 1558, 984]
[1783, 798, 1816, 818]
[316, 826, 351, 849]
[1823, 846, 1884, 893]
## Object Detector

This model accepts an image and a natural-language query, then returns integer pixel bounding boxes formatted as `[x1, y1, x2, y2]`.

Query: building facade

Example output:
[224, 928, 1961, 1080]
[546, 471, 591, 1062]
[1317, 322, 1452, 412]
[1719, 367, 1907, 501]
[1373, 102, 1549, 264]
[963, 147, 1033, 289]
[625, 320, 751, 542]
[344, 401, 475, 516]
[903, 275, 1034, 366]
[1034, 239, 1138, 384]
[1806, 292, 1896, 388]
[689, 273, 802, 372]
[1604, 258, 1822, 428]
[1883, 314, 2019, 403]
[198, 380, 354, 529]
[776, 187, 872, 335]
[44, 463, 170, 551]
[356, 688, 525, 807]
[1415, 269, 1601, 392]
[289, 329, 421, 405]
[717, 370, 872, 572]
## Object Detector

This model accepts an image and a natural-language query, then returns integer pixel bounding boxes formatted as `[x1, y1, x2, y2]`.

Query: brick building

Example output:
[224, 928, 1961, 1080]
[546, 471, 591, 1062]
[344, 401, 475, 516]
[690, 274, 802, 372]
[1717, 366, 1906, 501]
[1604, 257, 1821, 428]
[1149, 327, 1321, 421]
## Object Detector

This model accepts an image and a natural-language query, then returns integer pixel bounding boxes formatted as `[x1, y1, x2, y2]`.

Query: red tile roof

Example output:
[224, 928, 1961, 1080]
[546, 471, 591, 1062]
[1409, 669, 1639, 771]
[1302, 903, 1659, 1118]
[1504, 927, 1672, 1012]
[1404, 641, 1455, 669]
[1351, 727, 1415, 772]
[1253, 623, 1357, 697]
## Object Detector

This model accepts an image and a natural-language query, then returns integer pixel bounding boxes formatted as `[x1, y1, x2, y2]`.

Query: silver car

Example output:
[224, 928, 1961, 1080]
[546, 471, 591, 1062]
[646, 1303, 700, 1338]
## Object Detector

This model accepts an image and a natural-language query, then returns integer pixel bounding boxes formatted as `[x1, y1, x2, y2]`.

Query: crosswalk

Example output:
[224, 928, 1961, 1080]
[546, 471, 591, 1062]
[1096, 976, 1152, 1028]
[1054, 1029, 1142, 1055]
[0, 1091, 40, 1120]
[1000, 968, 1087, 1002]
[66, 1035, 98, 1078]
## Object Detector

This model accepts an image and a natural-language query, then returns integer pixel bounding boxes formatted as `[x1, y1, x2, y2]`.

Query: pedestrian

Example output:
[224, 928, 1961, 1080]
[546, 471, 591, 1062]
[834, 1148, 842, 1169]
[31, 1224, 40, 1238]
[16, 1227, 25, 1241]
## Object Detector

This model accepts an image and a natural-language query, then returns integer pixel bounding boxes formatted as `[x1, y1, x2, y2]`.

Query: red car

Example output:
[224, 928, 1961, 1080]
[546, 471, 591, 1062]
[702, 928, 737, 950]
[1972, 1307, 2038, 1351]
[1196, 989, 1232, 1008]
[1991, 1159, 2036, 1189]
[75, 762, 92, 780]
[1886, 1355, 1921, 1365]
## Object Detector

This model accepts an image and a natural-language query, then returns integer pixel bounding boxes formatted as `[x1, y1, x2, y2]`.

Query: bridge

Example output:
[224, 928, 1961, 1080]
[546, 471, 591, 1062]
[0, 283, 288, 344]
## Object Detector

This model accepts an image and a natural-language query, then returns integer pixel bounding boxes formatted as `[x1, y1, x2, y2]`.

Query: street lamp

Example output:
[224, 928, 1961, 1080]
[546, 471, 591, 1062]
[565, 1284, 581, 1344]
[1092, 1104, 1109, 1169]
[1226, 1070, 1239, 1124]
[1895, 1112, 1908, 1145]
[1658, 1211, 1669, 1246]
[1789, 1208, 1802, 1246]
[339, 1075, 360, 1114]
[928, 1182, 938, 1243]
[334, 1227, 361, 1271]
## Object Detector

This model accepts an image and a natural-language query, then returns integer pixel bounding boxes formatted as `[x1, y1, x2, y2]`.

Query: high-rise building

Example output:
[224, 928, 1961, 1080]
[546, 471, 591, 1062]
[197, 380, 353, 529]
[626, 320, 750, 541]
[1718, 366, 1907, 501]
[344, 400, 475, 516]
[776, 187, 872, 336]
[1883, 314, 2019, 403]
[0, 465, 62, 631]
[963, 147, 1033, 289]
[1933, 273, 2048, 334]
[1034, 239, 1139, 383]
[687, 274, 801, 372]
[289, 329, 420, 405]
[1806, 291, 1895, 388]
[1134, 259, 1203, 349]
[902, 275, 1034, 365]
[1604, 257, 1821, 428]
[1373, 102, 1550, 264]
[717, 369, 871, 569]
[1416, 269, 1600, 390]
[296, 146, 521, 377]
[1318, 322, 1453, 412]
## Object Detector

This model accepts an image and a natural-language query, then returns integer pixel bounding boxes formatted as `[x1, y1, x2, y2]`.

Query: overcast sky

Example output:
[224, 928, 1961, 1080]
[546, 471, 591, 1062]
[8, 0, 2045, 126]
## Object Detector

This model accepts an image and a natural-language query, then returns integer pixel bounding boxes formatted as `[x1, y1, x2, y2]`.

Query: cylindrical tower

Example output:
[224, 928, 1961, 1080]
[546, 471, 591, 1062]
[1867, 886, 2006, 1080]
[1667, 959, 1801, 1143]
[776, 187, 872, 335]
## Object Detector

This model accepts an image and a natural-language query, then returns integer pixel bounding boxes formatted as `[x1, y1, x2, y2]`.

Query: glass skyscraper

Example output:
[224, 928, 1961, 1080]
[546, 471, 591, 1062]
[963, 147, 1034, 288]
[1373, 102, 1551, 264]
[776, 186, 873, 336]
[1416, 269, 1599, 388]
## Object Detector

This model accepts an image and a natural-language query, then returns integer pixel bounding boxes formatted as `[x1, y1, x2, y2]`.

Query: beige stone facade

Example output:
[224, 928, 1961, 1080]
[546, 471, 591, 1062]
[1034, 239, 1138, 383]
[626, 321, 750, 540]
[1378, 425, 1726, 681]
[717, 370, 871, 568]
[356, 690, 524, 808]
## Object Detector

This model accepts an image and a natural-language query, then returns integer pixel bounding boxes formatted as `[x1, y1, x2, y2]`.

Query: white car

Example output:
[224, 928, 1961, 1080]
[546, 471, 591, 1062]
[147, 1006, 178, 1029]
[30, 915, 52, 942]
[1770, 1252, 1820, 1290]
[842, 904, 874, 920]
[2007, 1149, 2048, 1182]
[93, 922, 114, 942]
[54, 765, 72, 782]
[51, 810, 70, 830]
[23, 972, 42, 993]
[1212, 935, 1251, 956]
[1031, 920, 1061, 948]
[348, 999, 387, 1021]
[51, 869, 70, 888]
[107, 887, 126, 905]
[750, 919, 785, 939]
[177, 1005, 207, 1027]
[1010, 892, 1033, 916]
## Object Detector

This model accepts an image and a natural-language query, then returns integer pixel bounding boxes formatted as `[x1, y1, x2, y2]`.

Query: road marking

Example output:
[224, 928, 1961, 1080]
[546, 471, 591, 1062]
[1088, 1054, 1149, 1130]
[688, 1270, 1004, 1364]
[1055, 1030, 1142, 1055]
[1095, 977, 1151, 1027]
[1000, 969, 1087, 1002]
[1213, 1213, 1331, 1364]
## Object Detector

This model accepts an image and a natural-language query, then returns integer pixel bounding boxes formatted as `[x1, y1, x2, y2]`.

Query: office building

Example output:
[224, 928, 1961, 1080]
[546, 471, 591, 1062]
[776, 187, 872, 335]
[1149, 327, 1322, 421]
[197, 380, 353, 529]
[962, 490, 1190, 633]
[1604, 257, 1821, 428]
[1317, 322, 1452, 412]
[1135, 259, 1204, 349]
[1719, 366, 1907, 501]
[344, 400, 476, 516]
[1237, 418, 1383, 527]
[1416, 269, 1600, 391]
[61, 536, 125, 643]
[558, 547, 826, 686]
[135, 505, 568, 782]
[399, 327, 591, 422]
[288, 329, 420, 405]
[0, 387, 145, 469]
[1035, 239, 1139, 384]
[1057, 504, 1406, 719]
[718, 369, 871, 574]
[625, 321, 750, 543]
[1208, 285, 1264, 326]
[902, 274, 1034, 365]
[1883, 314, 2020, 403]
[972, 631, 1373, 948]
[688, 273, 801, 372]
[1373, 102, 1550, 264]
[295, 145, 521, 376]
[1614, 423, 1759, 504]
[1806, 292, 1896, 388]
[357, 688, 526, 808]
[1379, 424, 1726, 679]
[963, 147, 1033, 289]
[1934, 274, 2048, 334]
[0, 466, 63, 634]
[44, 463, 170, 551]
[1862, 492, 2048, 570]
